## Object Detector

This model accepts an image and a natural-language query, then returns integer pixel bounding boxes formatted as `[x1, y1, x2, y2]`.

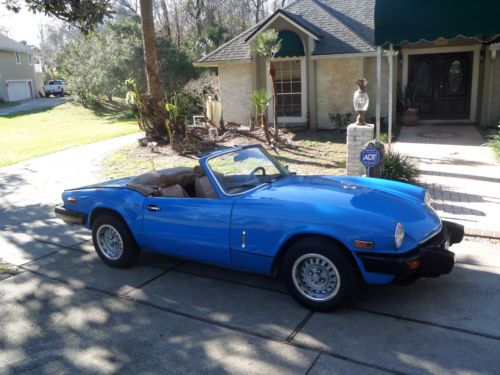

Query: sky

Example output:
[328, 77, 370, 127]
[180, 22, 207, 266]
[0, 4, 54, 46]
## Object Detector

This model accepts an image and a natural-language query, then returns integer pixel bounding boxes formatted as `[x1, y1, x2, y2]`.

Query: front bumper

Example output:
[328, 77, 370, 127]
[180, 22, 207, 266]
[358, 220, 464, 284]
[55, 204, 86, 226]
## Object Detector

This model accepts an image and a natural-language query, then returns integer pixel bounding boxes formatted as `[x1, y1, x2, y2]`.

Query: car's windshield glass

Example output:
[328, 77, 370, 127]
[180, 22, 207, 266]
[49, 81, 62, 85]
[207, 146, 290, 194]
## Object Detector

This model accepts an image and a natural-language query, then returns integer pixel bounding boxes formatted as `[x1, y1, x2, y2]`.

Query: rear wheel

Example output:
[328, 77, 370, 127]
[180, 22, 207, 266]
[92, 214, 140, 268]
[281, 237, 360, 311]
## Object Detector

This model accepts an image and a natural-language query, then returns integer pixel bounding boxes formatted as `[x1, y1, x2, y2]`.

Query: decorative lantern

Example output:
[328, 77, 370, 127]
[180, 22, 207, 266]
[353, 78, 369, 125]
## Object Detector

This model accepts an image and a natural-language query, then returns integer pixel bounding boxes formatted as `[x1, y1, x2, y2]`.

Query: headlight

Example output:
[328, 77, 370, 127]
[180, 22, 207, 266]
[424, 191, 431, 206]
[395, 222, 405, 249]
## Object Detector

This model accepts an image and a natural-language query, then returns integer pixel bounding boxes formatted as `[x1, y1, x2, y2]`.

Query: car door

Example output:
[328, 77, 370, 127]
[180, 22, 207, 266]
[142, 196, 234, 265]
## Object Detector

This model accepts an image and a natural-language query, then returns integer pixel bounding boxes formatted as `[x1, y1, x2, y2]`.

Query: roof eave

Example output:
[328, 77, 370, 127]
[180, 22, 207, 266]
[244, 9, 321, 44]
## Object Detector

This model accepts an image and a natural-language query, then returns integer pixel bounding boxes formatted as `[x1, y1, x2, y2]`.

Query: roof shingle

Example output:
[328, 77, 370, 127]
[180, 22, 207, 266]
[198, 0, 375, 64]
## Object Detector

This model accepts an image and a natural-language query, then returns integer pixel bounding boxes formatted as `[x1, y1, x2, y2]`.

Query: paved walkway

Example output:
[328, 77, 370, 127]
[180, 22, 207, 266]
[394, 124, 500, 237]
[0, 97, 69, 116]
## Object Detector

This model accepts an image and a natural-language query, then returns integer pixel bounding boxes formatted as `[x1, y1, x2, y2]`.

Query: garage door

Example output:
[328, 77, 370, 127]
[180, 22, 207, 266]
[7, 81, 31, 101]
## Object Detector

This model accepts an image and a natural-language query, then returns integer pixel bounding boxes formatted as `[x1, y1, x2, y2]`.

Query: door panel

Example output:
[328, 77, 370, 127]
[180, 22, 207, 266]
[409, 52, 472, 120]
[143, 197, 233, 265]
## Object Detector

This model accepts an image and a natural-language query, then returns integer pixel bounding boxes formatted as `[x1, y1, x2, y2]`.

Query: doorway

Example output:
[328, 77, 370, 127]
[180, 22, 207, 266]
[409, 52, 472, 120]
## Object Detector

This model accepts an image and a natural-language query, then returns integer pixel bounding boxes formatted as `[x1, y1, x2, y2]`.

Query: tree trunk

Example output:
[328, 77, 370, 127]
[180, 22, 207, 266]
[139, 0, 168, 142]
[261, 115, 271, 145]
[160, 0, 172, 41]
[269, 61, 279, 139]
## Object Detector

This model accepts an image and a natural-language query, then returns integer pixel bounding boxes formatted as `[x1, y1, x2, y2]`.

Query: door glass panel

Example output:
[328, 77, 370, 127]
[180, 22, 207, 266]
[448, 60, 464, 93]
[416, 61, 432, 95]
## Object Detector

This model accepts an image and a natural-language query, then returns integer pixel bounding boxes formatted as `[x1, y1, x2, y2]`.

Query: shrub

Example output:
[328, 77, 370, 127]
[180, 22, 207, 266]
[487, 132, 500, 159]
[382, 152, 420, 184]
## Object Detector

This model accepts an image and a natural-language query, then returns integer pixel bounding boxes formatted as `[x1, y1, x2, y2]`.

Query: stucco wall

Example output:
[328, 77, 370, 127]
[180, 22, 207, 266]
[491, 57, 500, 124]
[315, 57, 364, 129]
[0, 50, 38, 101]
[219, 62, 253, 125]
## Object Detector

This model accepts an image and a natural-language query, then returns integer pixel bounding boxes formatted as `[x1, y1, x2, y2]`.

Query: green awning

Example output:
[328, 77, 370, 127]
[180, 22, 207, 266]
[375, 0, 500, 46]
[275, 30, 305, 58]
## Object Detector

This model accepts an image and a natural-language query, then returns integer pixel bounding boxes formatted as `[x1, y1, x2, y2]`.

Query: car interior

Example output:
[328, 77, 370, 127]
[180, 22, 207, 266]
[126, 166, 218, 198]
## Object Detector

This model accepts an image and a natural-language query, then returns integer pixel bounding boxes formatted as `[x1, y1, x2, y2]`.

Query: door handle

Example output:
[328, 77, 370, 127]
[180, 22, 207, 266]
[147, 205, 161, 212]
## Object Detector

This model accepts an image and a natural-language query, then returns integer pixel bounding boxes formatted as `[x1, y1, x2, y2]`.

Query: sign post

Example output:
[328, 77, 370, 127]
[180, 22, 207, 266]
[360, 146, 381, 177]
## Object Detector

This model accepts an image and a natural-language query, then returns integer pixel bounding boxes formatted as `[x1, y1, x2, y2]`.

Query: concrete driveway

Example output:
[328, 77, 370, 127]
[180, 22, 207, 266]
[1, 138, 499, 374]
[0, 97, 69, 116]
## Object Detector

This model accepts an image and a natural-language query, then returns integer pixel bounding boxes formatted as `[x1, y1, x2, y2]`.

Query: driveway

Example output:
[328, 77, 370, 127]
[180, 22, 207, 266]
[0, 97, 69, 116]
[1, 137, 500, 374]
[394, 124, 500, 237]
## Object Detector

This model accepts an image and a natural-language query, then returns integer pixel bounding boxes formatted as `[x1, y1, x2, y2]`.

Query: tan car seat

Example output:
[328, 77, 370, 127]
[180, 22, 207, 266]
[194, 166, 217, 198]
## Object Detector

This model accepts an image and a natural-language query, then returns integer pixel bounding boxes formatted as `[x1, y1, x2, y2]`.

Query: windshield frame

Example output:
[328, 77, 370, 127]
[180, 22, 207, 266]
[204, 145, 290, 197]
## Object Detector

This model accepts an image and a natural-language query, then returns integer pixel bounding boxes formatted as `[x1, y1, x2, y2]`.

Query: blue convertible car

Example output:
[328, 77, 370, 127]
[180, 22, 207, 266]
[55, 144, 463, 311]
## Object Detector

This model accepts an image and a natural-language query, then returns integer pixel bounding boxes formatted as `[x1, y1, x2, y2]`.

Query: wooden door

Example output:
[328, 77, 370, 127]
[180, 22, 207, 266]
[409, 52, 472, 120]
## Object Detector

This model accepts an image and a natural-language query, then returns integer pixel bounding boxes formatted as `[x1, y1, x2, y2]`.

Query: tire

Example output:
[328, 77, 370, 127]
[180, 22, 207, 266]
[281, 237, 360, 311]
[92, 214, 140, 268]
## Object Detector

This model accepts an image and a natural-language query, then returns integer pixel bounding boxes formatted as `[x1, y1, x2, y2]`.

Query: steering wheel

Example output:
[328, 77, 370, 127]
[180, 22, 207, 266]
[249, 166, 266, 178]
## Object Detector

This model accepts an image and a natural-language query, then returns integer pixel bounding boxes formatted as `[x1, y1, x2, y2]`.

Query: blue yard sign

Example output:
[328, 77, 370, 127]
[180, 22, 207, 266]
[360, 147, 381, 168]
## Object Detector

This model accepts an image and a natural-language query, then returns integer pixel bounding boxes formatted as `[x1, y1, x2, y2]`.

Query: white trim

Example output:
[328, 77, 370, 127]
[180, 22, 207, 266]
[246, 12, 320, 44]
[311, 52, 376, 60]
[266, 57, 307, 124]
[402, 44, 481, 122]
[193, 58, 251, 67]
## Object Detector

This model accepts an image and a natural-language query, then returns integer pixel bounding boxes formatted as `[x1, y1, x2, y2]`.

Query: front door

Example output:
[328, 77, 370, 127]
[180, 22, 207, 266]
[409, 52, 472, 120]
[142, 197, 234, 265]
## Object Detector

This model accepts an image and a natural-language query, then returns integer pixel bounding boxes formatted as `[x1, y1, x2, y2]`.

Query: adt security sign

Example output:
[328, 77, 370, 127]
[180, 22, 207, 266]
[360, 146, 380, 168]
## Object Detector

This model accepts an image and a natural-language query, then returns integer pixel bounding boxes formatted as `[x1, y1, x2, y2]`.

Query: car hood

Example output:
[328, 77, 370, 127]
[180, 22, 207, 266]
[243, 175, 441, 251]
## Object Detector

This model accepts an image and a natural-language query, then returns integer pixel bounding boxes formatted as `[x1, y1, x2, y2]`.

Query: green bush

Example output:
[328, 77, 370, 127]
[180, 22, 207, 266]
[382, 152, 420, 184]
[487, 132, 500, 159]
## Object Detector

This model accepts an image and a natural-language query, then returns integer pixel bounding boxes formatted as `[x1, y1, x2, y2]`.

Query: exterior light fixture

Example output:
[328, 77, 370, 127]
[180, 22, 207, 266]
[353, 78, 369, 125]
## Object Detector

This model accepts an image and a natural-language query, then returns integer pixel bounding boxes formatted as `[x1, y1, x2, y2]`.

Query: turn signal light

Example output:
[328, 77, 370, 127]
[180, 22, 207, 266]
[408, 259, 421, 270]
[354, 240, 374, 249]
[67, 197, 77, 204]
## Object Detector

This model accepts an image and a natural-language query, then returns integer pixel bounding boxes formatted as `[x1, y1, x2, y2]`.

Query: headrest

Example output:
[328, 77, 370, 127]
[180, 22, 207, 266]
[193, 165, 206, 178]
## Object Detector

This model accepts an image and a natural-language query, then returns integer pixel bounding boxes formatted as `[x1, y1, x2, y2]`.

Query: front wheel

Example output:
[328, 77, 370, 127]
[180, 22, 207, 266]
[281, 238, 360, 311]
[92, 214, 140, 268]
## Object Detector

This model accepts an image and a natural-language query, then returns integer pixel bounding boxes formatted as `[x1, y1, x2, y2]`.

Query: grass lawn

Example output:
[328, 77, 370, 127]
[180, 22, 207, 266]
[0, 102, 139, 167]
[101, 130, 346, 180]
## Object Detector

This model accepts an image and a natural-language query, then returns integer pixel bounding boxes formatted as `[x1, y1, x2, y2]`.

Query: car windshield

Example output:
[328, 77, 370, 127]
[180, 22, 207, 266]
[207, 146, 290, 194]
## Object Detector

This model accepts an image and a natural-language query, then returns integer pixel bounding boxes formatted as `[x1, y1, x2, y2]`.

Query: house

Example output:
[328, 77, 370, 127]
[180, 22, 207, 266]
[0, 32, 44, 102]
[195, 0, 500, 129]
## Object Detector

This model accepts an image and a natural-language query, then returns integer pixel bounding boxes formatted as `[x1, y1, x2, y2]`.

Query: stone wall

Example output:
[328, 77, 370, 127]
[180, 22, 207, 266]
[218, 62, 253, 125]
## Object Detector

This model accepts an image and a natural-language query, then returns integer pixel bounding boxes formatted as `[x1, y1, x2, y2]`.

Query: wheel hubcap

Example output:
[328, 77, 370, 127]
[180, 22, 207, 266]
[96, 225, 124, 260]
[292, 253, 340, 302]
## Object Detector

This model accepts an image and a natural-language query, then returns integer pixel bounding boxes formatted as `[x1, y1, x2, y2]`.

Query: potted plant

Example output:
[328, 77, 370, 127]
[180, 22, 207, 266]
[398, 83, 419, 126]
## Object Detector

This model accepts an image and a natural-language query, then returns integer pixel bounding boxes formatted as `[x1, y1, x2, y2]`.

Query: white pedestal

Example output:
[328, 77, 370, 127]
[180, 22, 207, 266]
[346, 123, 374, 176]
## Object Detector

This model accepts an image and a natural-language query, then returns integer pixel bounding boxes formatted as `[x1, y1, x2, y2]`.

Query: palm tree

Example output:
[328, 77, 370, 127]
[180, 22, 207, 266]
[252, 29, 282, 141]
[139, 0, 169, 142]
[250, 90, 272, 143]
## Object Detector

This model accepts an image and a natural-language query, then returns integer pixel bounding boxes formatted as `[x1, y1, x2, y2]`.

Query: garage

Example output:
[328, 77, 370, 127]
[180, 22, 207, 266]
[7, 80, 32, 101]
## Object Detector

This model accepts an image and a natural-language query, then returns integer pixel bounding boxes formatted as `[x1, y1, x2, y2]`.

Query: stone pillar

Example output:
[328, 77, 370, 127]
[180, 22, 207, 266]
[346, 123, 374, 176]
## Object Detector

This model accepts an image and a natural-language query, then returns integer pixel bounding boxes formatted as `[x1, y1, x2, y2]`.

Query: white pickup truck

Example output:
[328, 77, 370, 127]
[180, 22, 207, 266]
[44, 80, 65, 97]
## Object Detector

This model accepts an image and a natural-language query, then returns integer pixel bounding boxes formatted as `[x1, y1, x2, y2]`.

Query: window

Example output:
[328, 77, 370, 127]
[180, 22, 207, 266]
[274, 59, 302, 118]
[28, 54, 32, 65]
[15, 52, 21, 64]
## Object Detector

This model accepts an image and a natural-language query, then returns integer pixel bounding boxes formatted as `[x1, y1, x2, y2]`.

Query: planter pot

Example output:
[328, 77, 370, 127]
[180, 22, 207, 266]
[402, 108, 419, 126]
